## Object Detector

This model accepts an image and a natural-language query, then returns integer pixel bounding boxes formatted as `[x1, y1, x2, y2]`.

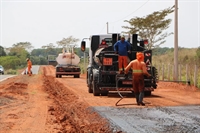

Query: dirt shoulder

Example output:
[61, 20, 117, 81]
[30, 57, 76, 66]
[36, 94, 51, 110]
[0, 65, 200, 133]
[0, 66, 114, 133]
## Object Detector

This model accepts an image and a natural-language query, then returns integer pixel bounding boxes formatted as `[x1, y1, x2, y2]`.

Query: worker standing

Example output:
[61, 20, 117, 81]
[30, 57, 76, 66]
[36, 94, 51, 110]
[114, 35, 131, 74]
[125, 52, 151, 106]
[26, 58, 32, 76]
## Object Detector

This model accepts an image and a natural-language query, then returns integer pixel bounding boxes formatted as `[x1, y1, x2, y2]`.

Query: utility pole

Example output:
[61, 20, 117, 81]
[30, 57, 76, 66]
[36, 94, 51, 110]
[106, 22, 109, 34]
[174, 0, 178, 80]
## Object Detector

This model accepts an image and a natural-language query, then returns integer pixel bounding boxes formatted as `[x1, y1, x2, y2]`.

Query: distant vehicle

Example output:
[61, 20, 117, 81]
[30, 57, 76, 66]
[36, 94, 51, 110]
[55, 47, 81, 78]
[48, 55, 57, 66]
[0, 65, 4, 75]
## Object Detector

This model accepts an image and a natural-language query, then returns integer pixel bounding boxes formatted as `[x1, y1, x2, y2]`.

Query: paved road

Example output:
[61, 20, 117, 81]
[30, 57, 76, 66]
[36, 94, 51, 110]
[0, 75, 16, 82]
[21, 65, 40, 75]
[94, 105, 200, 133]
[0, 65, 40, 82]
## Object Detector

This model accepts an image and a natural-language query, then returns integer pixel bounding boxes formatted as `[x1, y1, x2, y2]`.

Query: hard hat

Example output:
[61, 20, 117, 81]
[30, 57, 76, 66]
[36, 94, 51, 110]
[136, 52, 144, 62]
[121, 35, 125, 39]
[26, 58, 29, 61]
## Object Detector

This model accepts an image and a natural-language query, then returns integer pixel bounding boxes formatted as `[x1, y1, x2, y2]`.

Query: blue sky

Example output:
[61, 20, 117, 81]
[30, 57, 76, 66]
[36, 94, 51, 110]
[0, 0, 199, 49]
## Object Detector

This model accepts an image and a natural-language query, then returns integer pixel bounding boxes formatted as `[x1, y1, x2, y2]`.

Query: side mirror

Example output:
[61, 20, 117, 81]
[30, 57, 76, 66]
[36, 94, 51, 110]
[81, 41, 86, 52]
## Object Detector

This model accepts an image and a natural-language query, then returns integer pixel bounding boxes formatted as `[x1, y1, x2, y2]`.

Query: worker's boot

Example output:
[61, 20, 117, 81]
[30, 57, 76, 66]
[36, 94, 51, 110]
[139, 92, 145, 106]
[135, 93, 140, 105]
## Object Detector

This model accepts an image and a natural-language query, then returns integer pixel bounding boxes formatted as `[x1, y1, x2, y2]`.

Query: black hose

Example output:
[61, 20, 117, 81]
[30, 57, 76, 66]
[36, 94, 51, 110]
[115, 76, 124, 106]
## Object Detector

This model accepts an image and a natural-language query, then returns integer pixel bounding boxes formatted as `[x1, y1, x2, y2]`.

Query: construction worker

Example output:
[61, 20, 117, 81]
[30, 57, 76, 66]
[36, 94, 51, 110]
[26, 58, 32, 76]
[114, 35, 131, 74]
[125, 52, 151, 106]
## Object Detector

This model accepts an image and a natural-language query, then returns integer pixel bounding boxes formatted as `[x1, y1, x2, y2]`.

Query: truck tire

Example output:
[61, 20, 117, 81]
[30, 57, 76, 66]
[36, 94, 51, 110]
[144, 91, 151, 96]
[56, 75, 58, 78]
[74, 74, 80, 78]
[152, 66, 158, 88]
[101, 91, 108, 96]
[92, 81, 100, 96]
[88, 84, 93, 93]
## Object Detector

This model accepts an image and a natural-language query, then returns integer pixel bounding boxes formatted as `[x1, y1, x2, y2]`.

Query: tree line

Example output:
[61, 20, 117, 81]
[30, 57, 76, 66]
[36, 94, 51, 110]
[1, 6, 199, 71]
[0, 36, 84, 71]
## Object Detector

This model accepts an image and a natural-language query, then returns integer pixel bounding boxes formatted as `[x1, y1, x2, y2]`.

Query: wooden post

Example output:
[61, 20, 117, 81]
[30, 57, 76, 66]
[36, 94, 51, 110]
[194, 65, 197, 87]
[168, 64, 170, 81]
[162, 64, 164, 81]
[179, 64, 181, 81]
[186, 64, 188, 84]
[157, 65, 160, 80]
[172, 64, 173, 81]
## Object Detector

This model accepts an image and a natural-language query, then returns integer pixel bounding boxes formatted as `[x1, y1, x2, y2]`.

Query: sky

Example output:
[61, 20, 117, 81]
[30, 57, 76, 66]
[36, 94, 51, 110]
[0, 0, 200, 49]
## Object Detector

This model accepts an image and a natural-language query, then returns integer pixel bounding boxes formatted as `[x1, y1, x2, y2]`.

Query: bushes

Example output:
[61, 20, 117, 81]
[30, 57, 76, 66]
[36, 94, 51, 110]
[0, 56, 25, 70]
[6, 69, 17, 75]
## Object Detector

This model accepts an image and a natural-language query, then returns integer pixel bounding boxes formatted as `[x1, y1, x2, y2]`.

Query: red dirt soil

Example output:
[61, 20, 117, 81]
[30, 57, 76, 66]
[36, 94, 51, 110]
[0, 65, 200, 133]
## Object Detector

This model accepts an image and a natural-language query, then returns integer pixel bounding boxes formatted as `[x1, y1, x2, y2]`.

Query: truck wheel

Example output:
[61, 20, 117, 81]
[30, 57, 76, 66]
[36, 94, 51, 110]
[101, 91, 108, 96]
[92, 81, 100, 96]
[144, 91, 151, 96]
[88, 84, 93, 93]
[56, 75, 58, 78]
[74, 74, 80, 78]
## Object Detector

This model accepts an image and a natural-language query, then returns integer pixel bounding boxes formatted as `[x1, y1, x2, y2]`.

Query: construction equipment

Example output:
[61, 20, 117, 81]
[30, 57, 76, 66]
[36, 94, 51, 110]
[55, 46, 81, 78]
[81, 34, 158, 96]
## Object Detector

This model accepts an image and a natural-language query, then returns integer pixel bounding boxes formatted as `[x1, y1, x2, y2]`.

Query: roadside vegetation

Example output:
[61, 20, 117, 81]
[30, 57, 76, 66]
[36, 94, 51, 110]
[0, 6, 199, 87]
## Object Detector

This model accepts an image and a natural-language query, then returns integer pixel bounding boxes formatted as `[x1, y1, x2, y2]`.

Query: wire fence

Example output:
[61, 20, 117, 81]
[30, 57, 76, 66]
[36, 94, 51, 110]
[154, 64, 199, 88]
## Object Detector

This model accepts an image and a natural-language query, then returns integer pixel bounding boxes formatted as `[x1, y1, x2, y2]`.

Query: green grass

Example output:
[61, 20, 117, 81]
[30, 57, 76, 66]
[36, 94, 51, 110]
[152, 48, 200, 88]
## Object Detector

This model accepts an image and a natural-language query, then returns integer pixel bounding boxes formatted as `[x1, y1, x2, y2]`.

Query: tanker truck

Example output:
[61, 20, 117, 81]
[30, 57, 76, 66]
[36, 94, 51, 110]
[55, 47, 81, 78]
[81, 33, 158, 96]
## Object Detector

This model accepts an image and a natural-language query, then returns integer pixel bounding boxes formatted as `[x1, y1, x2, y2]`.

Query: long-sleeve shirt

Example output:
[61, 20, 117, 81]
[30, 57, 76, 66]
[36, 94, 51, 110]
[114, 40, 131, 56]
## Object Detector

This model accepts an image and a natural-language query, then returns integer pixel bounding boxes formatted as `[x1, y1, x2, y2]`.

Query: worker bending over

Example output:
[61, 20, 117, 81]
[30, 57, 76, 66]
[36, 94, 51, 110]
[26, 58, 32, 76]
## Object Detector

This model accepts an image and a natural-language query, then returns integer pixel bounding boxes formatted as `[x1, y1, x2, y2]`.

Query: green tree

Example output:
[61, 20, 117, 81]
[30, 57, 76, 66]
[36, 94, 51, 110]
[41, 43, 57, 57]
[0, 46, 6, 56]
[122, 6, 174, 49]
[56, 36, 80, 48]
[196, 47, 200, 58]
[12, 42, 34, 52]
[0, 56, 21, 69]
[31, 49, 46, 56]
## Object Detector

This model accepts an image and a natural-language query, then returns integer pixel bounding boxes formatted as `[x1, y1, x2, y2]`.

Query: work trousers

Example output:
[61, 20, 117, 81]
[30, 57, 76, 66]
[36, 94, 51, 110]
[132, 74, 145, 103]
[118, 56, 128, 72]
[28, 67, 32, 76]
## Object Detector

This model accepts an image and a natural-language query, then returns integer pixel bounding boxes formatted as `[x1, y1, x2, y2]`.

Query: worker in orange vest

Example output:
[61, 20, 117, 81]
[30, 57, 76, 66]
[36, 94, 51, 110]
[125, 52, 151, 106]
[26, 58, 32, 76]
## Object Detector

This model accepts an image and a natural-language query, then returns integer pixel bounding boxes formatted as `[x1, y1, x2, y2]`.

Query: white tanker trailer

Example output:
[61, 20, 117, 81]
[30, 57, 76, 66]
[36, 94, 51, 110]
[55, 47, 81, 78]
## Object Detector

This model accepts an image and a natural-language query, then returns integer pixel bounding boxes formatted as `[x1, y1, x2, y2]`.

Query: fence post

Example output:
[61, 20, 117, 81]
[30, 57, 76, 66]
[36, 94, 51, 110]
[186, 64, 188, 84]
[157, 65, 160, 80]
[162, 64, 164, 81]
[168, 64, 170, 81]
[172, 64, 174, 81]
[179, 64, 181, 81]
[194, 65, 197, 87]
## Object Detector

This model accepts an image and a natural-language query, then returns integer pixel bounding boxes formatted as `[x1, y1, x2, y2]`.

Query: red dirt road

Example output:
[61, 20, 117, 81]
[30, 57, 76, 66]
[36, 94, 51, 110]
[0, 65, 200, 133]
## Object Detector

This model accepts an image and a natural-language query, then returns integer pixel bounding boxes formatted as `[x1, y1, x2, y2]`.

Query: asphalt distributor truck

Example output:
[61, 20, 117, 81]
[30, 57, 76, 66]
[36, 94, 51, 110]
[81, 34, 158, 97]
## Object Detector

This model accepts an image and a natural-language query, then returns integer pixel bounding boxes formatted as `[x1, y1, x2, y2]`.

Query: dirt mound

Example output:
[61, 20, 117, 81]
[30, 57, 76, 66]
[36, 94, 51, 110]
[42, 66, 112, 133]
